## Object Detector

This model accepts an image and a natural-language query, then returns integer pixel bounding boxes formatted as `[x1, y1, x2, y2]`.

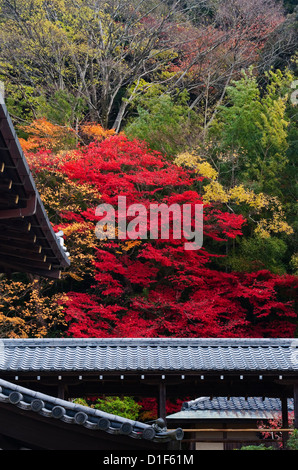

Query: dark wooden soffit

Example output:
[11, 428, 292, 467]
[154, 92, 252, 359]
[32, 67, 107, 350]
[0, 378, 182, 450]
[3, 372, 295, 400]
[0, 402, 166, 450]
[0, 101, 70, 279]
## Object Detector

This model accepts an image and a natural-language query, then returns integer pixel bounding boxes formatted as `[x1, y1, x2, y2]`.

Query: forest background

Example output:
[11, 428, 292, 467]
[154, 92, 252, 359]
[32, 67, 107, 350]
[0, 0, 297, 420]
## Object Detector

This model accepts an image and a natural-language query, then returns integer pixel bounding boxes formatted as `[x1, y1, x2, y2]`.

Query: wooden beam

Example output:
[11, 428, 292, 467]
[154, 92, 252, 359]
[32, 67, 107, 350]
[58, 384, 66, 400]
[0, 193, 36, 219]
[0, 250, 47, 264]
[281, 396, 289, 448]
[158, 382, 167, 423]
[0, 219, 31, 231]
[0, 265, 62, 279]
[0, 241, 42, 254]
[0, 230, 37, 244]
[0, 193, 19, 205]
[0, 179, 12, 190]
[0, 257, 52, 273]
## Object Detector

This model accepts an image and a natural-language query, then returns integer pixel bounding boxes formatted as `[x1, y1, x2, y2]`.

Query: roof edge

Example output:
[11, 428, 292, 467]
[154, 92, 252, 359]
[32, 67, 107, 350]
[1, 337, 296, 347]
[0, 378, 183, 443]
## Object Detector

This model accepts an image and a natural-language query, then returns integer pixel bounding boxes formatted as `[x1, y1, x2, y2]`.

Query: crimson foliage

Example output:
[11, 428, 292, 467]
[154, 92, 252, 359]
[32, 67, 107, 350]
[32, 135, 297, 338]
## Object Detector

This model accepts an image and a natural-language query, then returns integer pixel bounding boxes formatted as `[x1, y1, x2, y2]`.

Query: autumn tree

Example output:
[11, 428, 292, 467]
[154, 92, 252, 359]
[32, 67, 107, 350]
[124, 86, 200, 156]
[0, 0, 206, 129]
[1, 125, 296, 338]
[208, 68, 293, 194]
[0, 1, 296, 340]
[30, 134, 295, 339]
[171, 66, 297, 277]
[0, 143, 103, 337]
[0, 0, 287, 133]
[0, 276, 65, 338]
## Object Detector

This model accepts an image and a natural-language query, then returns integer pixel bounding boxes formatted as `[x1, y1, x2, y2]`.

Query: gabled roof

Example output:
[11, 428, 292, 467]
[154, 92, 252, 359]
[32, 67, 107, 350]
[0, 378, 183, 444]
[167, 396, 294, 421]
[1, 338, 297, 373]
[0, 99, 70, 279]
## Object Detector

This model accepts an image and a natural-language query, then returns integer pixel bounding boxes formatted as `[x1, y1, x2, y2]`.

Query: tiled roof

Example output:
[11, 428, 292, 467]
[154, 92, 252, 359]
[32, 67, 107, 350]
[0, 378, 183, 443]
[1, 338, 298, 373]
[167, 396, 294, 421]
[183, 396, 294, 411]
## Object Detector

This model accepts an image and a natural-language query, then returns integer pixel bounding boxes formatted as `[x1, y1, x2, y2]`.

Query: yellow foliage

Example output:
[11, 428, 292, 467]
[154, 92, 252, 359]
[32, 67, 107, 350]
[0, 278, 66, 338]
[174, 152, 218, 180]
[255, 213, 294, 237]
[203, 181, 229, 203]
[38, 176, 100, 214]
[175, 152, 293, 238]
[31, 169, 102, 281]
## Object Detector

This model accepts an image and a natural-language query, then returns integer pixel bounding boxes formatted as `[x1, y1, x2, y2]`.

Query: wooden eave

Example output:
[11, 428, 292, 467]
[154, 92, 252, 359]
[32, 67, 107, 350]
[0, 101, 70, 279]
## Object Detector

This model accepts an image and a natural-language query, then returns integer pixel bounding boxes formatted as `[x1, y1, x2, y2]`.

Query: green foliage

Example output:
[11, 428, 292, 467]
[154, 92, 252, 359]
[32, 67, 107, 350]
[72, 395, 142, 420]
[125, 89, 199, 156]
[282, 0, 297, 14]
[282, 84, 298, 234]
[239, 444, 275, 450]
[287, 429, 298, 450]
[210, 68, 293, 196]
[36, 90, 87, 127]
[94, 396, 142, 420]
[72, 398, 88, 407]
[0, 77, 37, 134]
[206, 67, 296, 275]
[211, 68, 263, 156]
[0, 0, 218, 131]
[226, 236, 288, 274]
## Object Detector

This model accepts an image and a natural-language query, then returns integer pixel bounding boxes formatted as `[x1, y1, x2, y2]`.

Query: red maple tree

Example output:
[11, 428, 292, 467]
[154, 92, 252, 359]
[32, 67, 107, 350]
[27, 134, 297, 338]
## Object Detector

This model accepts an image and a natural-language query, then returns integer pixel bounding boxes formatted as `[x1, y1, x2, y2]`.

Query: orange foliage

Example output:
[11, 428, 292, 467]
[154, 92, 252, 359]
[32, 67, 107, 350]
[19, 118, 76, 152]
[80, 123, 116, 142]
[19, 119, 116, 153]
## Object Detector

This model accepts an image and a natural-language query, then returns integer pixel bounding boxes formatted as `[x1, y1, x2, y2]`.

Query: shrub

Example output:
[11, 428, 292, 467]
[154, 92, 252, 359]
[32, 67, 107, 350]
[287, 429, 298, 450]
[94, 396, 142, 420]
[239, 444, 275, 450]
